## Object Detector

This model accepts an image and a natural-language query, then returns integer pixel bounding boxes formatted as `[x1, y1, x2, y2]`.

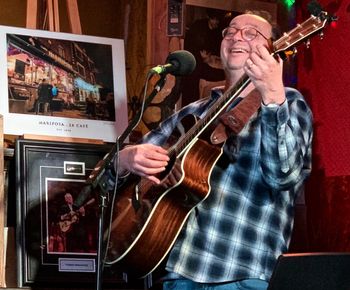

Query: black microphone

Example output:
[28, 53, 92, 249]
[150, 50, 196, 76]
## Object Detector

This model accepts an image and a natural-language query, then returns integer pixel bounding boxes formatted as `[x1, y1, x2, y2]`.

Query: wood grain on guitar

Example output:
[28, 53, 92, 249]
[103, 9, 335, 278]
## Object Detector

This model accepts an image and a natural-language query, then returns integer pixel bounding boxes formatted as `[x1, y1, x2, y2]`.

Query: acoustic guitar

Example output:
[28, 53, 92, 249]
[58, 198, 95, 233]
[103, 9, 334, 278]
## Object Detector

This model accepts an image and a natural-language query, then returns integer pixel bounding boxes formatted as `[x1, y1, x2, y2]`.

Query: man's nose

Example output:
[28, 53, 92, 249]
[232, 30, 245, 41]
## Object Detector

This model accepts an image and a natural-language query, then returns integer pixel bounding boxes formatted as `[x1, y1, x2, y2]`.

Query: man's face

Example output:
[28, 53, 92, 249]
[220, 14, 272, 72]
[65, 193, 73, 204]
[208, 17, 219, 30]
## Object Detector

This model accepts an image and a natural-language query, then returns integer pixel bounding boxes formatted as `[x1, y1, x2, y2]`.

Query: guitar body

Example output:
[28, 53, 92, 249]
[104, 135, 223, 277]
[58, 214, 79, 233]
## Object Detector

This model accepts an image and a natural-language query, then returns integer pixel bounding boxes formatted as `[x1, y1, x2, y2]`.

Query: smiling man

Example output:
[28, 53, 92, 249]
[220, 14, 286, 106]
[112, 11, 313, 290]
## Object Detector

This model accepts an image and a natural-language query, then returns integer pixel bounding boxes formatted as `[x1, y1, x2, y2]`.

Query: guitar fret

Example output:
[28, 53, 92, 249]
[172, 12, 330, 158]
[105, 10, 335, 277]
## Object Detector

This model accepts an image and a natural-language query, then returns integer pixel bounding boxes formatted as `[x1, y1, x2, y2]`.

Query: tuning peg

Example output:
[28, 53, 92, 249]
[305, 39, 311, 48]
[285, 48, 298, 59]
[319, 31, 324, 40]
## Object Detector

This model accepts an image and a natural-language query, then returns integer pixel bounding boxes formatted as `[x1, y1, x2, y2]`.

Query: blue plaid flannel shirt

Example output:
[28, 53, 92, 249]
[114, 86, 313, 283]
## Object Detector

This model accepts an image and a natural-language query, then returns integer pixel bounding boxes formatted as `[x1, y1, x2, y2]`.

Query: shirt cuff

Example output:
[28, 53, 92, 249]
[261, 99, 289, 127]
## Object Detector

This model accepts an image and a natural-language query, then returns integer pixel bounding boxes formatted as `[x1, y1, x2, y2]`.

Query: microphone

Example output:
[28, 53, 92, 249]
[150, 50, 196, 76]
[74, 183, 93, 208]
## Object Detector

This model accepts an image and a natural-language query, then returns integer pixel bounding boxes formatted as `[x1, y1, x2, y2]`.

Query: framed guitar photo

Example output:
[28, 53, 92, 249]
[15, 138, 130, 287]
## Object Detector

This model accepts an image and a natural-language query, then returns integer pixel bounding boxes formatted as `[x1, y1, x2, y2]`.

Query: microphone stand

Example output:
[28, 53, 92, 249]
[88, 73, 167, 290]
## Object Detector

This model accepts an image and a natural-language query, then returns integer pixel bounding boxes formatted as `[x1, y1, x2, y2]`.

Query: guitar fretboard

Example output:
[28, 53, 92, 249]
[168, 74, 251, 159]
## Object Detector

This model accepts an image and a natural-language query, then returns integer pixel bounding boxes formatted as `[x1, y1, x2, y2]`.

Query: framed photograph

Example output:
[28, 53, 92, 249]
[15, 139, 127, 287]
[1, 25, 128, 142]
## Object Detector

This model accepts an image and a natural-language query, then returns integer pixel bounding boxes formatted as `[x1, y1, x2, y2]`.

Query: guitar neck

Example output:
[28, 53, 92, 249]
[168, 11, 333, 159]
[169, 74, 251, 159]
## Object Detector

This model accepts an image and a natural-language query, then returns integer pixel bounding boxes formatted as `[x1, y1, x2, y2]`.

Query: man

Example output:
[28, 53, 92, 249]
[35, 78, 53, 114]
[58, 192, 87, 252]
[184, 8, 224, 66]
[112, 12, 313, 290]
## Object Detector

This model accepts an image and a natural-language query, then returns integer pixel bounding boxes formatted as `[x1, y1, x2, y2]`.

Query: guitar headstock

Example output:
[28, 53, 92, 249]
[273, 9, 336, 57]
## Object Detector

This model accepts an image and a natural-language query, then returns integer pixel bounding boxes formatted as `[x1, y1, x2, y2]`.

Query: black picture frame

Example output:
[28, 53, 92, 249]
[15, 138, 128, 287]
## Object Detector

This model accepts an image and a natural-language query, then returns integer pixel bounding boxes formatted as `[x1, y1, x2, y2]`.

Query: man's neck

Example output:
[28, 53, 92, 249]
[225, 68, 244, 88]
[224, 72, 255, 98]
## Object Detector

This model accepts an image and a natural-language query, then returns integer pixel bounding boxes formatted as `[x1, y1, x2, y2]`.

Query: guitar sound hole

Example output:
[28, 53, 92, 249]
[158, 153, 176, 181]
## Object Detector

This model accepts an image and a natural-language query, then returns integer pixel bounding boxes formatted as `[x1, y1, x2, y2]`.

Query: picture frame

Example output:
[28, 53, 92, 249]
[15, 138, 128, 287]
[1, 25, 128, 142]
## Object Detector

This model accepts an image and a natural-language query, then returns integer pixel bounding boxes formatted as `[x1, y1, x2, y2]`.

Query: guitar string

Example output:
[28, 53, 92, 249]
[135, 15, 326, 199]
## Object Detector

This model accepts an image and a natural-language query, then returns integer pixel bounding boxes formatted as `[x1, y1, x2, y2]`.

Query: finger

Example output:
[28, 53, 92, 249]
[255, 45, 279, 66]
[256, 44, 271, 59]
[144, 143, 168, 154]
[145, 175, 161, 184]
[142, 144, 169, 161]
[245, 58, 255, 70]
[136, 156, 168, 171]
[128, 147, 168, 168]
[133, 163, 166, 177]
[250, 51, 270, 70]
[250, 52, 262, 66]
[144, 150, 169, 162]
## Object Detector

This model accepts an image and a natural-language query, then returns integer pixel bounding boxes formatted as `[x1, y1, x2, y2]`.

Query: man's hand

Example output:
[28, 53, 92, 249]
[78, 206, 85, 216]
[117, 144, 169, 184]
[245, 44, 286, 105]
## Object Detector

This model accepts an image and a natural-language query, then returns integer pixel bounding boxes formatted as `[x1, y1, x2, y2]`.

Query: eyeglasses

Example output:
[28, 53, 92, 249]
[222, 26, 269, 41]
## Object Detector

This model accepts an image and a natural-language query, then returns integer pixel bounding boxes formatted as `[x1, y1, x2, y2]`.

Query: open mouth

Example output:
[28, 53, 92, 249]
[229, 48, 249, 54]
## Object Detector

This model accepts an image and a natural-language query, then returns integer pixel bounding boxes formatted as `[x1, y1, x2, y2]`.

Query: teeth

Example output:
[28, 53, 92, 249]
[230, 48, 247, 53]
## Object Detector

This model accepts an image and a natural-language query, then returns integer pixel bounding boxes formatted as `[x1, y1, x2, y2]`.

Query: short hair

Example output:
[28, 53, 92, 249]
[244, 10, 281, 40]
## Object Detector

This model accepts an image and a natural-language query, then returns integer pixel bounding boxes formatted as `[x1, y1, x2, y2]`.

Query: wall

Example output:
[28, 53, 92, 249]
[296, 0, 350, 252]
[0, 1, 148, 288]
[0, 0, 148, 130]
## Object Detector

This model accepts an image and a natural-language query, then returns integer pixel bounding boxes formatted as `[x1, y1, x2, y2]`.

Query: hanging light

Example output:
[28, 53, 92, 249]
[282, 0, 295, 9]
